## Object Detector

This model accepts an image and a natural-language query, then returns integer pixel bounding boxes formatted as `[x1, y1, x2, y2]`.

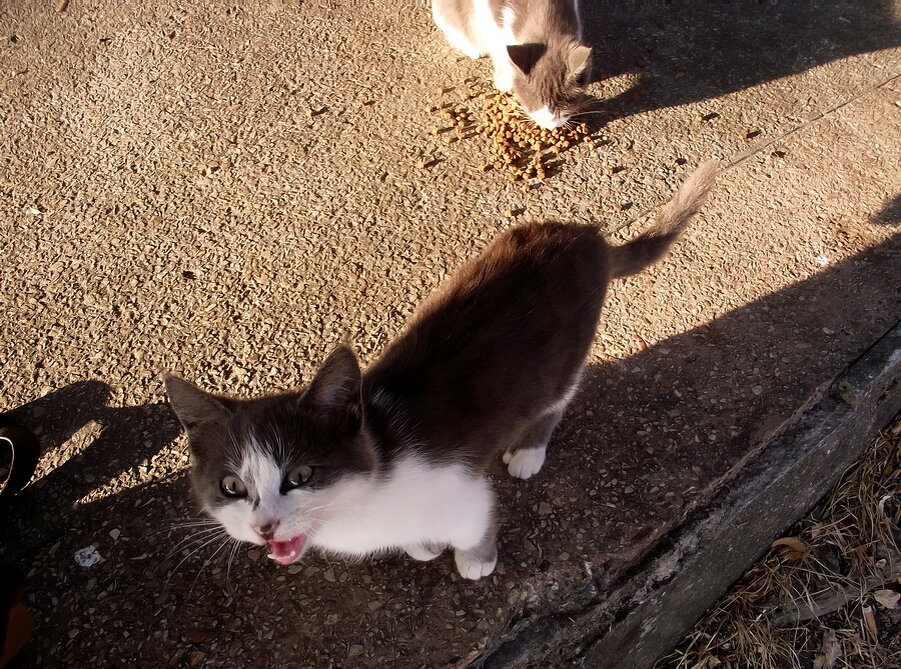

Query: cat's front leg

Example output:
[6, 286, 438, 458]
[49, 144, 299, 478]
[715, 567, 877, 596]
[491, 56, 515, 93]
[453, 520, 497, 580]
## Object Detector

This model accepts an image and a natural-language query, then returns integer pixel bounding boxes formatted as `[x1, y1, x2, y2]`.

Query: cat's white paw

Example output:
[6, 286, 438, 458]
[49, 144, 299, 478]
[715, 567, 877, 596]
[454, 549, 497, 580]
[404, 543, 443, 562]
[458, 43, 484, 59]
[491, 59, 515, 92]
[505, 446, 546, 480]
[493, 71, 514, 93]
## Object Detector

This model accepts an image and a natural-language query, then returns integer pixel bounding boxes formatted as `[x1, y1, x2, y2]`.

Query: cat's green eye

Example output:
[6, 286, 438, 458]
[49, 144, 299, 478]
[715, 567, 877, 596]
[285, 465, 314, 489]
[220, 475, 247, 498]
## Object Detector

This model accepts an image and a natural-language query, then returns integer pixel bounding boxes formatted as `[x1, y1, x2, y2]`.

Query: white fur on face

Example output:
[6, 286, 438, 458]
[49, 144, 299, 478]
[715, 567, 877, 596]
[529, 105, 568, 130]
[211, 437, 318, 546]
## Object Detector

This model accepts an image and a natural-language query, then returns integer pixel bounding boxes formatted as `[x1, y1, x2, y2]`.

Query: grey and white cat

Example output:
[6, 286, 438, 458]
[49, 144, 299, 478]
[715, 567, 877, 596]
[166, 162, 716, 580]
[432, 0, 592, 128]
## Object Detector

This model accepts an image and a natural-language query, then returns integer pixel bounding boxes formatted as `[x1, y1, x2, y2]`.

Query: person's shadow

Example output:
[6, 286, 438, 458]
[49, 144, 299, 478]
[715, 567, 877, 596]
[578, 1, 900, 121]
[0, 382, 187, 562]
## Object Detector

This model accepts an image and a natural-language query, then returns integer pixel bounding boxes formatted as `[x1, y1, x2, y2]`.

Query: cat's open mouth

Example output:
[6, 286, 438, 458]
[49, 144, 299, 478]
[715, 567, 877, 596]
[266, 535, 307, 565]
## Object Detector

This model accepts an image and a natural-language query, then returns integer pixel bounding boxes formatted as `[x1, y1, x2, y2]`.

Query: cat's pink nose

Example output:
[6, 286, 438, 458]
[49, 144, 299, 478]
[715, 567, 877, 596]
[254, 520, 280, 540]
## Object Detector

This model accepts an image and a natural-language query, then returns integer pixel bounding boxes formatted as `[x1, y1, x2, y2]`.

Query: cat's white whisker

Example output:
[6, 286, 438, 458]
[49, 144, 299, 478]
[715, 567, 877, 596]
[163, 516, 218, 525]
[157, 519, 219, 534]
[572, 110, 613, 118]
[189, 534, 233, 597]
[225, 538, 241, 596]
[163, 526, 226, 560]
[165, 529, 229, 582]
[166, 518, 216, 529]
[301, 499, 352, 515]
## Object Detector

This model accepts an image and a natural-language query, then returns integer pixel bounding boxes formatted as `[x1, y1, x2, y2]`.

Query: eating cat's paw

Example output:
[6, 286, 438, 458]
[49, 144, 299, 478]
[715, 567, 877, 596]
[404, 543, 443, 561]
[493, 70, 513, 93]
[454, 549, 497, 580]
[503, 446, 546, 479]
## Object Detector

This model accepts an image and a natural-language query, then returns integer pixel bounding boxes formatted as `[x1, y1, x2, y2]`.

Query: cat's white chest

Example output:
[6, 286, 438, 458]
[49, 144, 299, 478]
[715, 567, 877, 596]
[310, 456, 493, 556]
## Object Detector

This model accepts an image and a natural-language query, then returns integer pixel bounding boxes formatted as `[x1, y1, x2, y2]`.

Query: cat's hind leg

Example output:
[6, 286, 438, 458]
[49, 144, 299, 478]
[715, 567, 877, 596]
[503, 408, 562, 479]
[505, 373, 581, 479]
[404, 542, 444, 562]
[453, 522, 497, 580]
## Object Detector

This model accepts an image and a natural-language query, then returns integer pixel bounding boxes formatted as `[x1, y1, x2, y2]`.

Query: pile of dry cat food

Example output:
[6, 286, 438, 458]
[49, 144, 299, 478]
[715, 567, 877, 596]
[429, 87, 591, 182]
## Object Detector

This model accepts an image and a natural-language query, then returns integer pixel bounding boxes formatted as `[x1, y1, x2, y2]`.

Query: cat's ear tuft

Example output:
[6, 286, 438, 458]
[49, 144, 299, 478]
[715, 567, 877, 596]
[507, 43, 547, 76]
[165, 374, 232, 433]
[302, 346, 363, 434]
[567, 44, 592, 78]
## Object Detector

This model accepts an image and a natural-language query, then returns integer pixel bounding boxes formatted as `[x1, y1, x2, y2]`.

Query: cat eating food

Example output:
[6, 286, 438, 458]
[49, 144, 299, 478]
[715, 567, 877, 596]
[166, 161, 716, 580]
[432, 0, 592, 129]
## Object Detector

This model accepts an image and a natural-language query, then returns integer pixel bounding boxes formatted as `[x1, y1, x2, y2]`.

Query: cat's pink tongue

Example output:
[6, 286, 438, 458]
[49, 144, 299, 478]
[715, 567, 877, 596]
[266, 535, 306, 565]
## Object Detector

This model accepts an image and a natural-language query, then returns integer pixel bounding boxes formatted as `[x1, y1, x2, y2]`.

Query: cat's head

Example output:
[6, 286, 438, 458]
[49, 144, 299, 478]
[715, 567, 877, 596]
[165, 346, 378, 565]
[507, 40, 592, 129]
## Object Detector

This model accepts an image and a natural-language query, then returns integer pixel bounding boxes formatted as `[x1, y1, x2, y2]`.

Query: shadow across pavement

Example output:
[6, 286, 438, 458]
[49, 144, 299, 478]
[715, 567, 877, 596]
[579, 0, 900, 120]
[0, 382, 185, 563]
[1, 232, 899, 667]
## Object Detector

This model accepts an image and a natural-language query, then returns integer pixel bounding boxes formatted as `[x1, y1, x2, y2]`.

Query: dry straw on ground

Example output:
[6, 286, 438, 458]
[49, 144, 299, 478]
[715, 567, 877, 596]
[657, 416, 901, 669]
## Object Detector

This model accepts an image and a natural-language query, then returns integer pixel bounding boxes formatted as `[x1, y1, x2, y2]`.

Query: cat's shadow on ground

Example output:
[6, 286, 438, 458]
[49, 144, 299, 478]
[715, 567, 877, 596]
[0, 382, 188, 563]
[577, 1, 899, 123]
[0, 229, 898, 669]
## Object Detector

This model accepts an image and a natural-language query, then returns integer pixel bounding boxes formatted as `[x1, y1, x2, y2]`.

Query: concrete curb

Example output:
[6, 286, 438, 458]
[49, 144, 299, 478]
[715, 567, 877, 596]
[476, 320, 901, 669]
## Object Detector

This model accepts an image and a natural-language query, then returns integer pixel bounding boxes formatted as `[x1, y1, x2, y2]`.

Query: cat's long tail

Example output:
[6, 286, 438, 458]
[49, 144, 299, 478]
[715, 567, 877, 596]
[608, 160, 717, 279]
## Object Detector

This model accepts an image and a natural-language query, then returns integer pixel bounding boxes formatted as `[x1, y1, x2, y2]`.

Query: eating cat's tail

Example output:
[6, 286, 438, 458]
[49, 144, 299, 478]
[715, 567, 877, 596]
[609, 160, 717, 279]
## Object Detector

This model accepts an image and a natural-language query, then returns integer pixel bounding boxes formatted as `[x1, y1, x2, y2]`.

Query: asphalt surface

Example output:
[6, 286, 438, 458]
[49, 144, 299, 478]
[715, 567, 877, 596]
[1, 1, 899, 667]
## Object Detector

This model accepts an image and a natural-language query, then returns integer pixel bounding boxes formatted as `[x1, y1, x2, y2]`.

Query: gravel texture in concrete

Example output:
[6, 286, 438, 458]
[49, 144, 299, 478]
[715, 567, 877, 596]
[1, 1, 899, 667]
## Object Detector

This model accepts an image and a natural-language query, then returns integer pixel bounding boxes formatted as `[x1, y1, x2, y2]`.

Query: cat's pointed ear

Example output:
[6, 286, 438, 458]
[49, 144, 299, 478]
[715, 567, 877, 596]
[302, 346, 363, 434]
[507, 43, 547, 76]
[165, 375, 232, 433]
[568, 44, 592, 78]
